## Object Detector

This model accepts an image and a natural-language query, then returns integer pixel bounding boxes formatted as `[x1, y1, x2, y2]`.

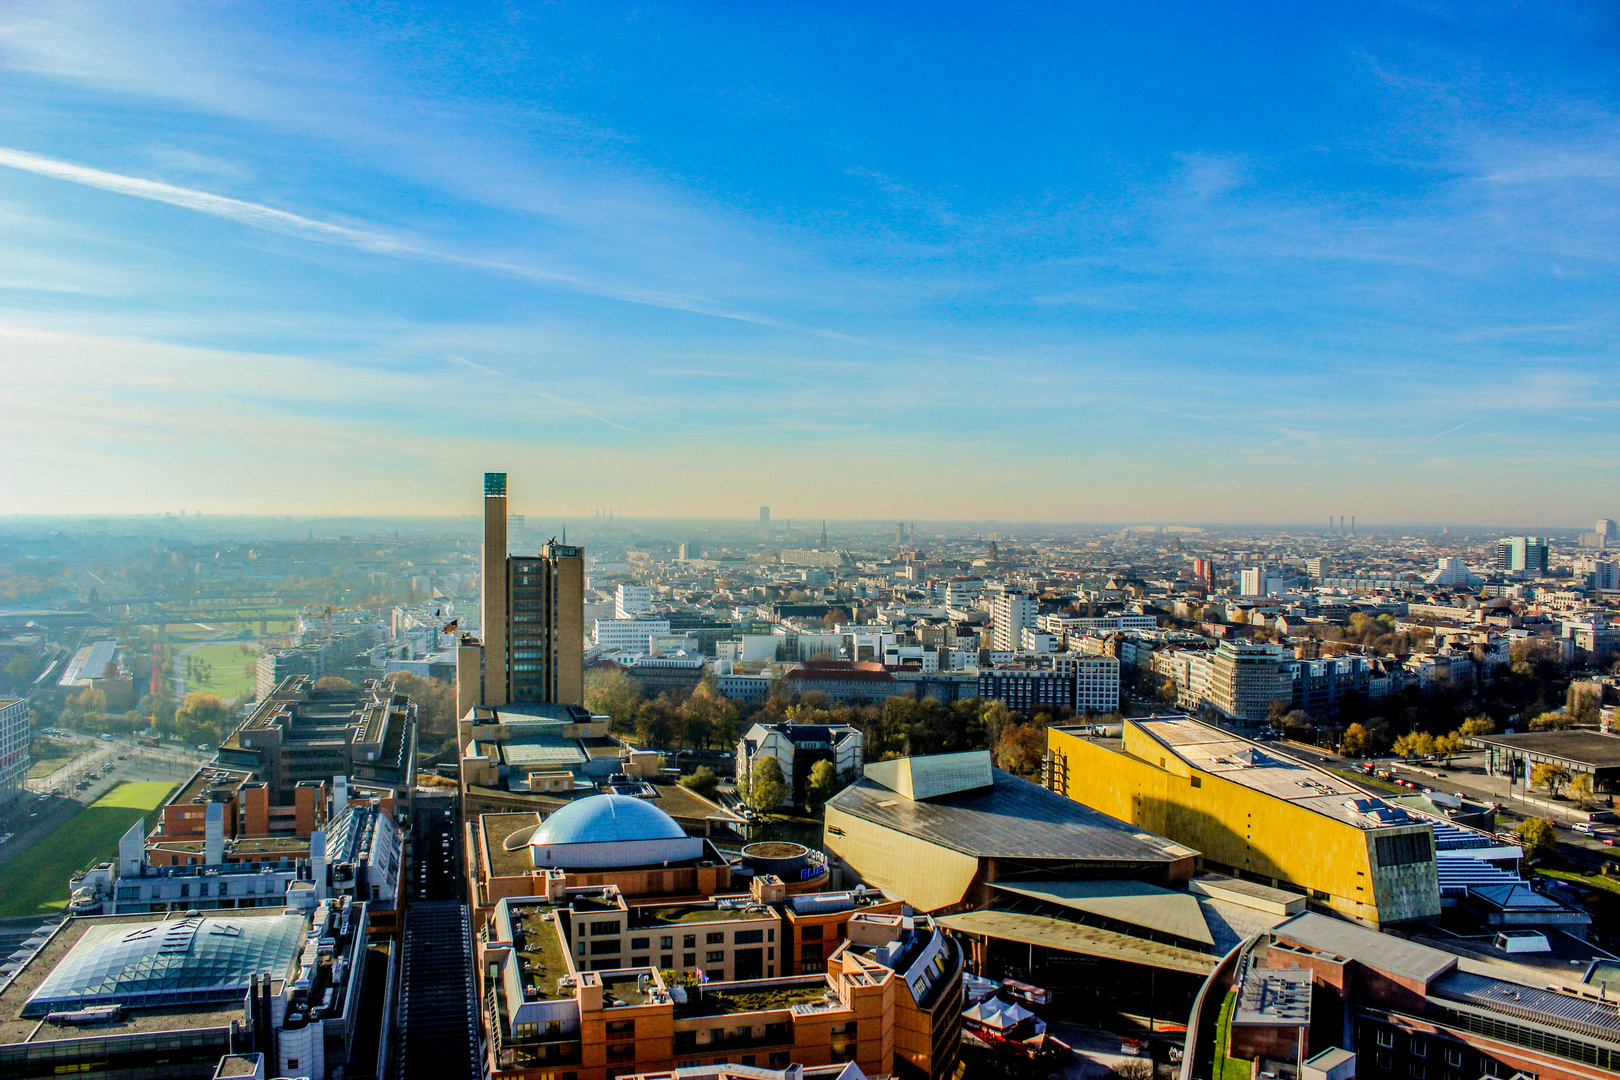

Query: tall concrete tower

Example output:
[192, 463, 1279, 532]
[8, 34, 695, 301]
[457, 472, 586, 717]
[480, 472, 509, 708]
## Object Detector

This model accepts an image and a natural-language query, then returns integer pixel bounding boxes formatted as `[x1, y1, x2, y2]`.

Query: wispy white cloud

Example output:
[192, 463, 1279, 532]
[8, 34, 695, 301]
[0, 145, 408, 253]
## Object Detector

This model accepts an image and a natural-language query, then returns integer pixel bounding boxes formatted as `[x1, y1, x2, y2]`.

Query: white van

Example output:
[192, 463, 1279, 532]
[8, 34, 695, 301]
[1573, 822, 1599, 835]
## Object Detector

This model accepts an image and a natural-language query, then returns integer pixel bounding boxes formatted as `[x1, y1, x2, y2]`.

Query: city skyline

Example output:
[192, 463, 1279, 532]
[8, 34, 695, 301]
[4, 3, 1619, 521]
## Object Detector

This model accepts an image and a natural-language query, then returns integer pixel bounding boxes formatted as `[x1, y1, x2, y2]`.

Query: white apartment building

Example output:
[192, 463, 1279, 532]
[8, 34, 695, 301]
[1020, 628, 1060, 653]
[1239, 567, 1287, 597]
[592, 618, 672, 655]
[944, 579, 986, 613]
[1040, 613, 1158, 635]
[0, 696, 28, 807]
[1576, 556, 1620, 592]
[989, 585, 1039, 652]
[1562, 613, 1620, 653]
[614, 583, 654, 618]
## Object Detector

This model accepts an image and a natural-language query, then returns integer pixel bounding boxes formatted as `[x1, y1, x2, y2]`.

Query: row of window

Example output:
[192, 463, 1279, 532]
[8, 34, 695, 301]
[582, 924, 774, 946]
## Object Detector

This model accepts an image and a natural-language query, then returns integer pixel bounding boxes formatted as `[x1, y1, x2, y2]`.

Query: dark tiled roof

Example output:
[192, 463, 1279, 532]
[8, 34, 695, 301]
[828, 768, 1197, 863]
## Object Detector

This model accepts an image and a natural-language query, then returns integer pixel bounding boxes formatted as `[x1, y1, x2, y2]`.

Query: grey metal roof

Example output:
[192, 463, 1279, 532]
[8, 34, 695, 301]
[1434, 969, 1620, 1045]
[828, 768, 1197, 864]
[936, 909, 1216, 975]
[1198, 898, 1292, 957]
[1272, 912, 1456, 986]
[991, 879, 1214, 946]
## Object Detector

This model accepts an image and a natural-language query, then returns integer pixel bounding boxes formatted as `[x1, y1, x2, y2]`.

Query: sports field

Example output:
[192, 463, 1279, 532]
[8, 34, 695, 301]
[185, 641, 261, 700]
[0, 781, 175, 918]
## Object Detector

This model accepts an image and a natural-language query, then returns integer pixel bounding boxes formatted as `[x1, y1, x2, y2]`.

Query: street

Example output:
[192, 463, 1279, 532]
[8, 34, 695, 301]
[2, 733, 214, 868]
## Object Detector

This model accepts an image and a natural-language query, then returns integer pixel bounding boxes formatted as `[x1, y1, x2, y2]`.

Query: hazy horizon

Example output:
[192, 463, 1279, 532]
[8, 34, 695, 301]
[0, 511, 1600, 535]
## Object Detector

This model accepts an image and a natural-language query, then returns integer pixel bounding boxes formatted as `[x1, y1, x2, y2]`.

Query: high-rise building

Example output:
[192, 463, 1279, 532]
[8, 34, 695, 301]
[1239, 567, 1285, 597]
[0, 697, 27, 808]
[1206, 640, 1290, 722]
[614, 583, 653, 618]
[458, 472, 586, 716]
[1599, 518, 1616, 538]
[760, 505, 771, 525]
[1494, 536, 1549, 577]
[1580, 556, 1620, 592]
[988, 585, 1038, 652]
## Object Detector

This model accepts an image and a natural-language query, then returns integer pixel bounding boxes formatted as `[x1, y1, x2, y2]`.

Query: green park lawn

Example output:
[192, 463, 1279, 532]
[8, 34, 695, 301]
[1537, 867, 1620, 898]
[26, 739, 81, 778]
[0, 781, 175, 918]
[186, 642, 261, 700]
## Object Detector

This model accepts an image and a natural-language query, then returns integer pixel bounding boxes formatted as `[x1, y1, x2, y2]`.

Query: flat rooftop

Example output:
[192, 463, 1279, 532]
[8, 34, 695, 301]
[1470, 731, 1620, 770]
[508, 911, 572, 1002]
[601, 971, 653, 1008]
[169, 767, 257, 807]
[499, 737, 588, 771]
[632, 903, 776, 927]
[675, 980, 832, 1017]
[1131, 718, 1432, 832]
[150, 837, 309, 856]
[1273, 912, 1456, 987]
[828, 766, 1196, 864]
[482, 813, 544, 877]
[1233, 965, 1311, 1027]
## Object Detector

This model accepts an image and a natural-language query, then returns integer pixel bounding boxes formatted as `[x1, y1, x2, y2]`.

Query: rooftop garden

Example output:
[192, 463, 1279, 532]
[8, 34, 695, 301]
[681, 983, 832, 1016]
[511, 916, 572, 1002]
[640, 904, 775, 925]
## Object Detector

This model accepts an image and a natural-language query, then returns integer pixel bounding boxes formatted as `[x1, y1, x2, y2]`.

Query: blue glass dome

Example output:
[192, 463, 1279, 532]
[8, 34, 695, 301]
[531, 794, 686, 846]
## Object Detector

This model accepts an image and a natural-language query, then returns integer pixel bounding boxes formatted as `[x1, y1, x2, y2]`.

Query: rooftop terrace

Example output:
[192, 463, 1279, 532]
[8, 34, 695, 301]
[675, 980, 833, 1017]
[507, 910, 572, 1003]
[634, 902, 776, 927]
[601, 972, 654, 1008]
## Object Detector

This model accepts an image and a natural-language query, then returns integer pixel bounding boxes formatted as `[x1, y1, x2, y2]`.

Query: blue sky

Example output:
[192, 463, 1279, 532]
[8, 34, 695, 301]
[1, 1, 1617, 524]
